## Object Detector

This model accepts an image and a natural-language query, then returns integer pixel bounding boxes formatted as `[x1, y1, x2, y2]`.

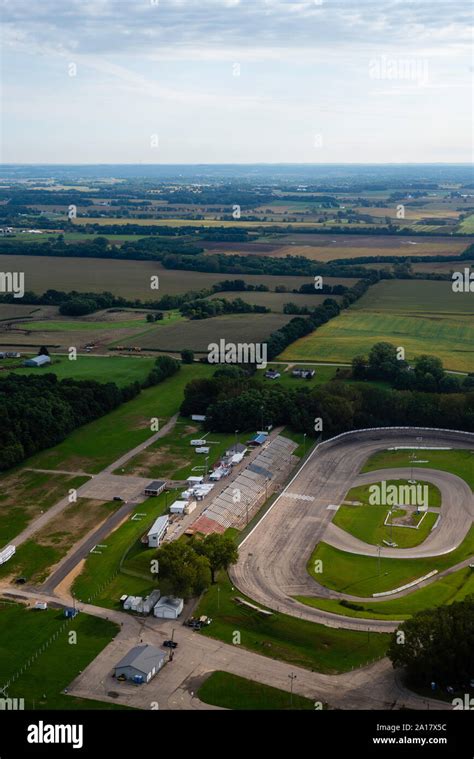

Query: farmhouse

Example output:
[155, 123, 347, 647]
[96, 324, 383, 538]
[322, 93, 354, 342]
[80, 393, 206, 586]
[144, 480, 166, 497]
[23, 355, 51, 368]
[146, 514, 169, 547]
[114, 645, 167, 683]
[153, 596, 184, 619]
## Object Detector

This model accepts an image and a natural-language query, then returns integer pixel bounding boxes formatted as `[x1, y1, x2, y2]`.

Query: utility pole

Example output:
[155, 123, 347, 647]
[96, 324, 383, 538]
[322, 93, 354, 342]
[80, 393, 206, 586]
[205, 456, 209, 478]
[303, 433, 307, 457]
[288, 672, 297, 708]
[377, 545, 382, 576]
[217, 585, 220, 611]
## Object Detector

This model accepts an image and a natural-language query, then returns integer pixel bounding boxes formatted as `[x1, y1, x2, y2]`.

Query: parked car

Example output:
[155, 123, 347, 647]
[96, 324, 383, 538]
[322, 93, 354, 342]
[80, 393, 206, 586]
[163, 640, 178, 649]
[113, 496, 124, 502]
[15, 577, 26, 584]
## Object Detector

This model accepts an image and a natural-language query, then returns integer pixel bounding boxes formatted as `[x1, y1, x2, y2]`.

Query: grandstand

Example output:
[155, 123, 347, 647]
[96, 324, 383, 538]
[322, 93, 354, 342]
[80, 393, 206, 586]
[192, 435, 298, 534]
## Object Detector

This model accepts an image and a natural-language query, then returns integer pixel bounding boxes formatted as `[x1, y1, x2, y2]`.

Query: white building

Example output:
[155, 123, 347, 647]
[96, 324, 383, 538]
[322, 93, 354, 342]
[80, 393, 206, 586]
[153, 596, 184, 619]
[147, 515, 169, 548]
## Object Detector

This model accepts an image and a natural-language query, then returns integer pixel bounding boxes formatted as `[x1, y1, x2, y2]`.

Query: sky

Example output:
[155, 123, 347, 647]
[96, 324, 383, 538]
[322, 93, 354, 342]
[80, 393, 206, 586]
[1, 0, 472, 164]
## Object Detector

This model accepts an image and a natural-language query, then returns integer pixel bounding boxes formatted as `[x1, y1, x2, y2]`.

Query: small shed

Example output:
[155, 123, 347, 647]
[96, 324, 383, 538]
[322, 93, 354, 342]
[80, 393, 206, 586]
[144, 480, 166, 497]
[23, 355, 51, 368]
[114, 644, 167, 683]
[153, 596, 184, 619]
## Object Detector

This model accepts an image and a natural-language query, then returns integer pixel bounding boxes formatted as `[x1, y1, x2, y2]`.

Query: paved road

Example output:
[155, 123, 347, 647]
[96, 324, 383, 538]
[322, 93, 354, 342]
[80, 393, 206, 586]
[0, 586, 449, 712]
[230, 428, 474, 632]
[324, 467, 473, 558]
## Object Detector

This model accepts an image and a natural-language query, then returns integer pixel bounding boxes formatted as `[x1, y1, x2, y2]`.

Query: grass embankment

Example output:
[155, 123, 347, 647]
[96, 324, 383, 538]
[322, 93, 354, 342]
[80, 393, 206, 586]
[194, 572, 389, 674]
[197, 671, 317, 710]
[362, 449, 474, 491]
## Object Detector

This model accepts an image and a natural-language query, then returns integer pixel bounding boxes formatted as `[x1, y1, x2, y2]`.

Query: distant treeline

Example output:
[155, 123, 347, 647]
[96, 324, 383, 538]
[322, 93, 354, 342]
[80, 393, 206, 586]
[0, 355, 180, 470]
[181, 365, 474, 437]
[180, 297, 269, 319]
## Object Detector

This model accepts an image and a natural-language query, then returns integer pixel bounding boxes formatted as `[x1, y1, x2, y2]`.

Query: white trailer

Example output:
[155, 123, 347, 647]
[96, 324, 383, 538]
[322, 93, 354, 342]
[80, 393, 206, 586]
[190, 439, 206, 446]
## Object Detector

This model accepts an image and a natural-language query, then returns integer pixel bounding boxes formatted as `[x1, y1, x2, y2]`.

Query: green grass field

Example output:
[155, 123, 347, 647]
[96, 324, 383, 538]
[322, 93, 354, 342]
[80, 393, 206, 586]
[0, 470, 89, 544]
[0, 602, 123, 709]
[194, 572, 390, 673]
[197, 671, 317, 710]
[295, 566, 474, 621]
[0, 499, 117, 583]
[362, 449, 474, 490]
[334, 480, 440, 548]
[24, 363, 215, 473]
[72, 493, 170, 607]
[307, 524, 474, 597]
[118, 421, 252, 480]
[11, 355, 156, 387]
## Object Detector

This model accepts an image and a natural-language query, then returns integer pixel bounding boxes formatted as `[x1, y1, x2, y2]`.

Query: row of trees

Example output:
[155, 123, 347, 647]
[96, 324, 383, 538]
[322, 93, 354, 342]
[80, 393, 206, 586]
[0, 355, 180, 470]
[180, 296, 269, 320]
[181, 368, 474, 437]
[353, 343, 474, 393]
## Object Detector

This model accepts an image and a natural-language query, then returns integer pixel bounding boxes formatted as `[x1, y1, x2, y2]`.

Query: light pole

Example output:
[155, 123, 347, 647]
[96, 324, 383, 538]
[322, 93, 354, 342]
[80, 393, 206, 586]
[288, 672, 297, 708]
[303, 433, 307, 457]
[205, 456, 209, 478]
[377, 545, 382, 576]
[217, 585, 220, 611]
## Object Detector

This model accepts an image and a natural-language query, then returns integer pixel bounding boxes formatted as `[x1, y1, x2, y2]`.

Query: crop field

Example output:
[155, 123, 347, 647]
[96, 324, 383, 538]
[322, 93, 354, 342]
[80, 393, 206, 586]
[295, 566, 474, 621]
[0, 304, 59, 321]
[459, 214, 474, 233]
[208, 290, 344, 312]
[280, 280, 474, 372]
[0, 602, 122, 710]
[135, 313, 293, 352]
[412, 260, 474, 274]
[362, 449, 474, 490]
[351, 280, 474, 315]
[0, 498, 117, 584]
[307, 524, 474, 597]
[334, 480, 441, 549]
[195, 572, 389, 673]
[0, 470, 90, 545]
[23, 363, 215, 473]
[0, 255, 317, 299]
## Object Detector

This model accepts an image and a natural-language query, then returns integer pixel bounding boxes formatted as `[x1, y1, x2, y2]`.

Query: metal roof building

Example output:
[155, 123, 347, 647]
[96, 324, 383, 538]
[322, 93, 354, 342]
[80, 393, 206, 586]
[23, 355, 51, 368]
[144, 480, 166, 497]
[114, 644, 167, 683]
[153, 596, 184, 619]
[147, 515, 169, 547]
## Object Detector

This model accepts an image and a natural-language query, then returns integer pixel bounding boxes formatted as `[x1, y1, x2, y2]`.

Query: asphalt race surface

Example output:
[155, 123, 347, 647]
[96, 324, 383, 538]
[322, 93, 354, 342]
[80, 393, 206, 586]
[231, 428, 474, 632]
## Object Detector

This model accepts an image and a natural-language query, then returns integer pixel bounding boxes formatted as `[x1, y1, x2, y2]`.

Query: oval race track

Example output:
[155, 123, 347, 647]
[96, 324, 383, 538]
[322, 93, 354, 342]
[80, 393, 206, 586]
[230, 428, 474, 632]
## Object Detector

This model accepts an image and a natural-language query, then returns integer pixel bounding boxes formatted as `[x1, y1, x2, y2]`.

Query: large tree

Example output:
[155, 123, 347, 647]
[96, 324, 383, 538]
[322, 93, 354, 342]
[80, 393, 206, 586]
[192, 534, 239, 583]
[155, 541, 211, 599]
[388, 596, 474, 688]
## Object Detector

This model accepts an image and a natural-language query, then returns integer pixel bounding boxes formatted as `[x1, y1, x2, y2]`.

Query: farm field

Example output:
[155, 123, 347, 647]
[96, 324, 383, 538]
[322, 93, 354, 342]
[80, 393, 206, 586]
[10, 354, 157, 386]
[268, 241, 470, 262]
[295, 566, 474, 621]
[333, 480, 441, 549]
[24, 363, 215, 473]
[280, 280, 474, 372]
[135, 313, 293, 352]
[307, 524, 474, 597]
[0, 498, 117, 584]
[459, 214, 474, 233]
[72, 493, 168, 607]
[194, 572, 389, 673]
[351, 279, 474, 315]
[362, 449, 474, 490]
[197, 671, 316, 710]
[208, 290, 344, 312]
[0, 304, 59, 321]
[0, 470, 89, 545]
[0, 255, 319, 298]
[0, 602, 123, 710]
